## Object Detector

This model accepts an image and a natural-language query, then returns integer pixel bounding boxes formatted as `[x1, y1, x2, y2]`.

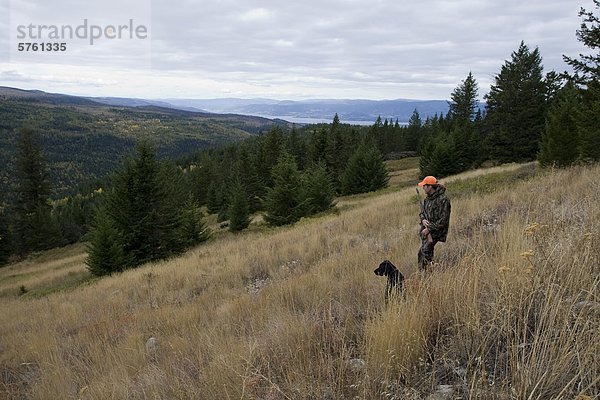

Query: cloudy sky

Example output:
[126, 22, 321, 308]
[0, 0, 591, 100]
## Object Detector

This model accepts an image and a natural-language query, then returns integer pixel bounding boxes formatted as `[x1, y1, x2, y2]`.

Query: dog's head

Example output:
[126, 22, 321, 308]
[374, 260, 397, 276]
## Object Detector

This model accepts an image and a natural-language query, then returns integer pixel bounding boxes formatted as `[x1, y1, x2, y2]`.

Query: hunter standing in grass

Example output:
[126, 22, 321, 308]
[417, 176, 451, 270]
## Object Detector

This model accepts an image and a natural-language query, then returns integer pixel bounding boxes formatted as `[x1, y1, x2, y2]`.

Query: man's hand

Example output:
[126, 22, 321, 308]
[421, 227, 433, 245]
[421, 219, 430, 228]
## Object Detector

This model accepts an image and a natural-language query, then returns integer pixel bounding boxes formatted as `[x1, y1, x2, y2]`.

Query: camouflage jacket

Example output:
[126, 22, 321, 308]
[420, 185, 451, 242]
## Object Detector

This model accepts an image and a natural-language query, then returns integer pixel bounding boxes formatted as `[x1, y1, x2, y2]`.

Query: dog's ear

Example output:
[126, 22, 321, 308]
[384, 260, 396, 275]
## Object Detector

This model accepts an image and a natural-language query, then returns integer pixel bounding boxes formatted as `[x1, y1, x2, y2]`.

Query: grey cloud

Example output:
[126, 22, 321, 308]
[4, 0, 589, 99]
[0, 70, 34, 82]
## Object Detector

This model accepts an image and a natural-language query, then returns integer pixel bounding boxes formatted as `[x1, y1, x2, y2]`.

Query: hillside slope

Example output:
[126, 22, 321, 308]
[0, 163, 598, 399]
[0, 87, 284, 197]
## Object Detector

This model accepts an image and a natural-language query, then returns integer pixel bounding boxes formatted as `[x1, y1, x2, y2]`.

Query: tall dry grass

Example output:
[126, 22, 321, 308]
[0, 163, 598, 399]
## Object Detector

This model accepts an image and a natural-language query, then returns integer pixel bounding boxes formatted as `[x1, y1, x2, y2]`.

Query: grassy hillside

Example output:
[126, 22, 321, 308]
[0, 87, 285, 197]
[0, 162, 598, 399]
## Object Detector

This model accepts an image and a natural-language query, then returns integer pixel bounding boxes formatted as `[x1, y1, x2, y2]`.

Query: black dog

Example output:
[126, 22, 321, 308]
[374, 260, 404, 301]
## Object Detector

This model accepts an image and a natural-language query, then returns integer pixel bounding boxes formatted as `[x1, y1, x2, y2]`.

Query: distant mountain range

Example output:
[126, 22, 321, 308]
[91, 97, 456, 124]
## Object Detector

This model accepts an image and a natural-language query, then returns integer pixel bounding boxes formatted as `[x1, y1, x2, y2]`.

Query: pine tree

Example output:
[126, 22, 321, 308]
[325, 114, 347, 191]
[228, 177, 251, 232]
[406, 109, 422, 151]
[539, 83, 580, 167]
[484, 42, 548, 162]
[562, 0, 600, 162]
[0, 207, 11, 266]
[563, 0, 600, 84]
[85, 209, 129, 276]
[419, 139, 437, 178]
[429, 137, 458, 177]
[264, 153, 304, 226]
[449, 72, 479, 126]
[206, 181, 224, 214]
[308, 126, 329, 165]
[235, 148, 263, 213]
[301, 162, 335, 215]
[341, 143, 389, 195]
[14, 127, 62, 254]
[447, 72, 481, 171]
[97, 142, 199, 268]
[286, 126, 307, 171]
[577, 80, 600, 161]
[107, 142, 163, 264]
[178, 196, 210, 247]
[188, 155, 218, 206]
[258, 126, 286, 188]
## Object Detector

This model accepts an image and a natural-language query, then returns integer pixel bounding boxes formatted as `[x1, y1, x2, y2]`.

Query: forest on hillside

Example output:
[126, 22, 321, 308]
[0, 95, 285, 199]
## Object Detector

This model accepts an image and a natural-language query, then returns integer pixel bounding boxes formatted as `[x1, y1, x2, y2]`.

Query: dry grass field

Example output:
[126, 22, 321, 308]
[1, 161, 598, 399]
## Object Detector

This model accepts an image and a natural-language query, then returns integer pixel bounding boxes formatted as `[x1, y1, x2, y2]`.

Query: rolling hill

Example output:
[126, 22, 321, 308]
[0, 87, 286, 198]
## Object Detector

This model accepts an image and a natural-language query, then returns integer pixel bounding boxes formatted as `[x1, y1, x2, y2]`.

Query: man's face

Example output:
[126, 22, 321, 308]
[423, 184, 435, 195]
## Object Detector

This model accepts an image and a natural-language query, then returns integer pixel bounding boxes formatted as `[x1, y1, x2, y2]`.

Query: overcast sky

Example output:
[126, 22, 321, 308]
[0, 0, 591, 100]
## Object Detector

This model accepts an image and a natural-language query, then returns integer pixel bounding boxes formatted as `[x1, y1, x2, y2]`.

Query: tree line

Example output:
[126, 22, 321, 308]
[0, 121, 391, 272]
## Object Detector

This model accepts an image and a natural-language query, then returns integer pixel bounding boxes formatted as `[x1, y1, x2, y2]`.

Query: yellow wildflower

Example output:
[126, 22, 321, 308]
[498, 266, 511, 273]
[524, 223, 539, 235]
[520, 250, 534, 259]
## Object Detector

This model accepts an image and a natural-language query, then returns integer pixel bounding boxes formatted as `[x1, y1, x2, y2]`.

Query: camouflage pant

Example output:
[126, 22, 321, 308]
[418, 238, 438, 270]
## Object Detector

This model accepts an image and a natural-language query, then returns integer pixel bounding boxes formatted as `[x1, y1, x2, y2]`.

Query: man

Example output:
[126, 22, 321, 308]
[417, 176, 451, 270]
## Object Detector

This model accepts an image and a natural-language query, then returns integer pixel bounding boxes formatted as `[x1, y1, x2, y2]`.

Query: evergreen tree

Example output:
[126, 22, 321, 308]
[577, 80, 600, 161]
[448, 72, 481, 171]
[406, 109, 422, 151]
[429, 137, 458, 177]
[178, 197, 210, 247]
[484, 42, 548, 162]
[188, 155, 218, 206]
[341, 143, 389, 195]
[287, 126, 307, 170]
[325, 114, 346, 191]
[539, 83, 581, 167]
[13, 127, 62, 254]
[264, 153, 304, 226]
[418, 139, 437, 178]
[93, 141, 202, 269]
[0, 207, 11, 266]
[449, 126, 476, 172]
[228, 177, 251, 232]
[301, 162, 335, 215]
[206, 181, 224, 215]
[85, 209, 129, 276]
[55, 194, 91, 244]
[308, 126, 329, 165]
[449, 72, 479, 125]
[563, 0, 600, 162]
[563, 0, 600, 84]
[235, 148, 263, 213]
[258, 126, 286, 188]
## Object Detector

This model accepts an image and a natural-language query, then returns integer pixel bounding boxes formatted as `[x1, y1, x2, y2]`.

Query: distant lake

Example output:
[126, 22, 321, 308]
[255, 115, 407, 126]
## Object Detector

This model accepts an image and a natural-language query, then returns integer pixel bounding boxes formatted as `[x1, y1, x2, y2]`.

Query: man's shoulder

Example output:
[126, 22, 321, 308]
[431, 192, 450, 208]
